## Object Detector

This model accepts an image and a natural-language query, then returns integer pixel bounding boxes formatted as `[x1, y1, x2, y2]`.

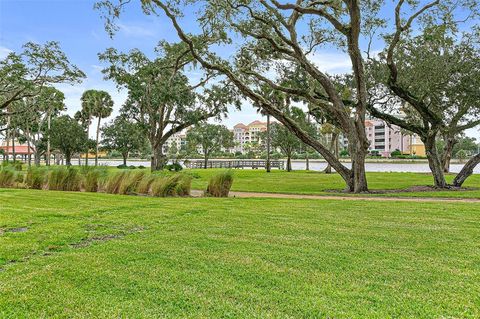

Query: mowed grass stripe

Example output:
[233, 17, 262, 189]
[0, 189, 479, 318]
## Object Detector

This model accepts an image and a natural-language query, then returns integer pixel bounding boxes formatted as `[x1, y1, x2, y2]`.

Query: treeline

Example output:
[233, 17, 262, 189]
[95, 0, 480, 192]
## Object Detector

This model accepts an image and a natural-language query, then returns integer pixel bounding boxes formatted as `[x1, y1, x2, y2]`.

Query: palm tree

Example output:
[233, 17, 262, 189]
[91, 91, 113, 166]
[81, 90, 114, 166]
[80, 90, 95, 166]
[255, 85, 287, 173]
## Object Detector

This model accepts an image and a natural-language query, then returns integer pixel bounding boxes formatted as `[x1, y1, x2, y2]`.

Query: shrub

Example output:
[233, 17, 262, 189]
[340, 149, 349, 157]
[369, 150, 381, 157]
[48, 167, 82, 191]
[205, 170, 234, 197]
[0, 167, 17, 188]
[1, 161, 23, 171]
[81, 167, 108, 192]
[138, 165, 146, 169]
[117, 164, 128, 169]
[129, 165, 137, 170]
[175, 174, 192, 196]
[136, 175, 156, 195]
[25, 167, 47, 189]
[83, 169, 100, 192]
[118, 170, 145, 195]
[151, 174, 192, 197]
[10, 161, 24, 171]
[105, 171, 128, 194]
[390, 149, 402, 157]
[165, 163, 183, 172]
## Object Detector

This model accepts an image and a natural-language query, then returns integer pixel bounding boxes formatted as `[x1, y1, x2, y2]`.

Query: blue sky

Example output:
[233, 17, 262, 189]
[0, 0, 354, 134]
[1, 0, 478, 138]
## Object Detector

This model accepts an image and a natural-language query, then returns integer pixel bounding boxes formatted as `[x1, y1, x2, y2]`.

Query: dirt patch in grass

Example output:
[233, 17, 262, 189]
[325, 185, 479, 194]
[0, 227, 28, 235]
[70, 226, 145, 249]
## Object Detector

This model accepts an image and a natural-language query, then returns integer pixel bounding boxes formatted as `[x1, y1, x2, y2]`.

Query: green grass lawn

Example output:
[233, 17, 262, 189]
[188, 169, 480, 198]
[1, 188, 480, 318]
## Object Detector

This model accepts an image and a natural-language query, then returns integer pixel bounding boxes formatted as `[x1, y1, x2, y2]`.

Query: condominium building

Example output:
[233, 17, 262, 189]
[231, 118, 426, 157]
[344, 119, 424, 156]
[163, 131, 187, 153]
[233, 120, 268, 153]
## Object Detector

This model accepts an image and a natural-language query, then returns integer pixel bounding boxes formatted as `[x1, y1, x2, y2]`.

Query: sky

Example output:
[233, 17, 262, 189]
[0, 0, 355, 136]
[0, 0, 478, 139]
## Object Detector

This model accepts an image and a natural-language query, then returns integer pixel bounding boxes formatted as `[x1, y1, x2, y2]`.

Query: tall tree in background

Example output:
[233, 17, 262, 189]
[0, 41, 84, 119]
[50, 115, 89, 166]
[96, 0, 475, 193]
[101, 116, 145, 166]
[99, 42, 237, 171]
[186, 123, 234, 168]
[9, 86, 65, 166]
[80, 90, 95, 166]
[91, 90, 114, 166]
[269, 122, 299, 172]
[262, 107, 314, 172]
[96, 0, 382, 192]
[368, 10, 480, 188]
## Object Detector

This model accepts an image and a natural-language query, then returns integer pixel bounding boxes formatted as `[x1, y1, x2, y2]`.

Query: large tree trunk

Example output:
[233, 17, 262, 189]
[122, 153, 128, 166]
[5, 115, 10, 163]
[95, 117, 101, 166]
[266, 114, 271, 173]
[453, 153, 480, 187]
[351, 149, 368, 193]
[34, 151, 41, 167]
[46, 114, 51, 166]
[85, 123, 90, 167]
[442, 135, 456, 173]
[347, 129, 369, 193]
[324, 132, 339, 174]
[305, 146, 310, 171]
[286, 155, 292, 172]
[12, 129, 16, 162]
[26, 124, 32, 167]
[152, 144, 167, 171]
[204, 153, 209, 169]
[66, 152, 72, 166]
[423, 134, 448, 188]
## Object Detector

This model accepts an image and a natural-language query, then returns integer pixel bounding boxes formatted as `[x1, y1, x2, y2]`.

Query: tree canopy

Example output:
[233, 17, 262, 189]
[95, 0, 472, 192]
[99, 41, 238, 171]
[186, 123, 234, 168]
[0, 41, 84, 119]
[50, 115, 89, 166]
[101, 115, 145, 166]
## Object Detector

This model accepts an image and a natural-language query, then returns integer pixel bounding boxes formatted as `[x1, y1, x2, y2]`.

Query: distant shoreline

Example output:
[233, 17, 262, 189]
[92, 158, 468, 165]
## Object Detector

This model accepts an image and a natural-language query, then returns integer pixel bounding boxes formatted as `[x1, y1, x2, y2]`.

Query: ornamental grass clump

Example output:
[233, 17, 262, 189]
[118, 170, 146, 195]
[136, 175, 156, 195]
[175, 174, 192, 196]
[48, 167, 82, 191]
[205, 170, 234, 197]
[0, 167, 17, 188]
[151, 174, 192, 197]
[82, 166, 108, 192]
[105, 171, 128, 194]
[25, 167, 47, 190]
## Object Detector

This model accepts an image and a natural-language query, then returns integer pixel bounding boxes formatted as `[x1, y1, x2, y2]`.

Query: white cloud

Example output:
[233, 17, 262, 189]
[307, 52, 352, 75]
[0, 46, 12, 59]
[118, 23, 155, 37]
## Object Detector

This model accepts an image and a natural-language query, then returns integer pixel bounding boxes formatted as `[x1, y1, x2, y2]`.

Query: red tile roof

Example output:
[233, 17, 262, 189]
[234, 123, 248, 129]
[248, 120, 266, 126]
[0, 145, 35, 155]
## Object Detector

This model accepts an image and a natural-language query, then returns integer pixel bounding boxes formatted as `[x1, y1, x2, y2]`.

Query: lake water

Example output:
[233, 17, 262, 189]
[87, 159, 480, 174]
